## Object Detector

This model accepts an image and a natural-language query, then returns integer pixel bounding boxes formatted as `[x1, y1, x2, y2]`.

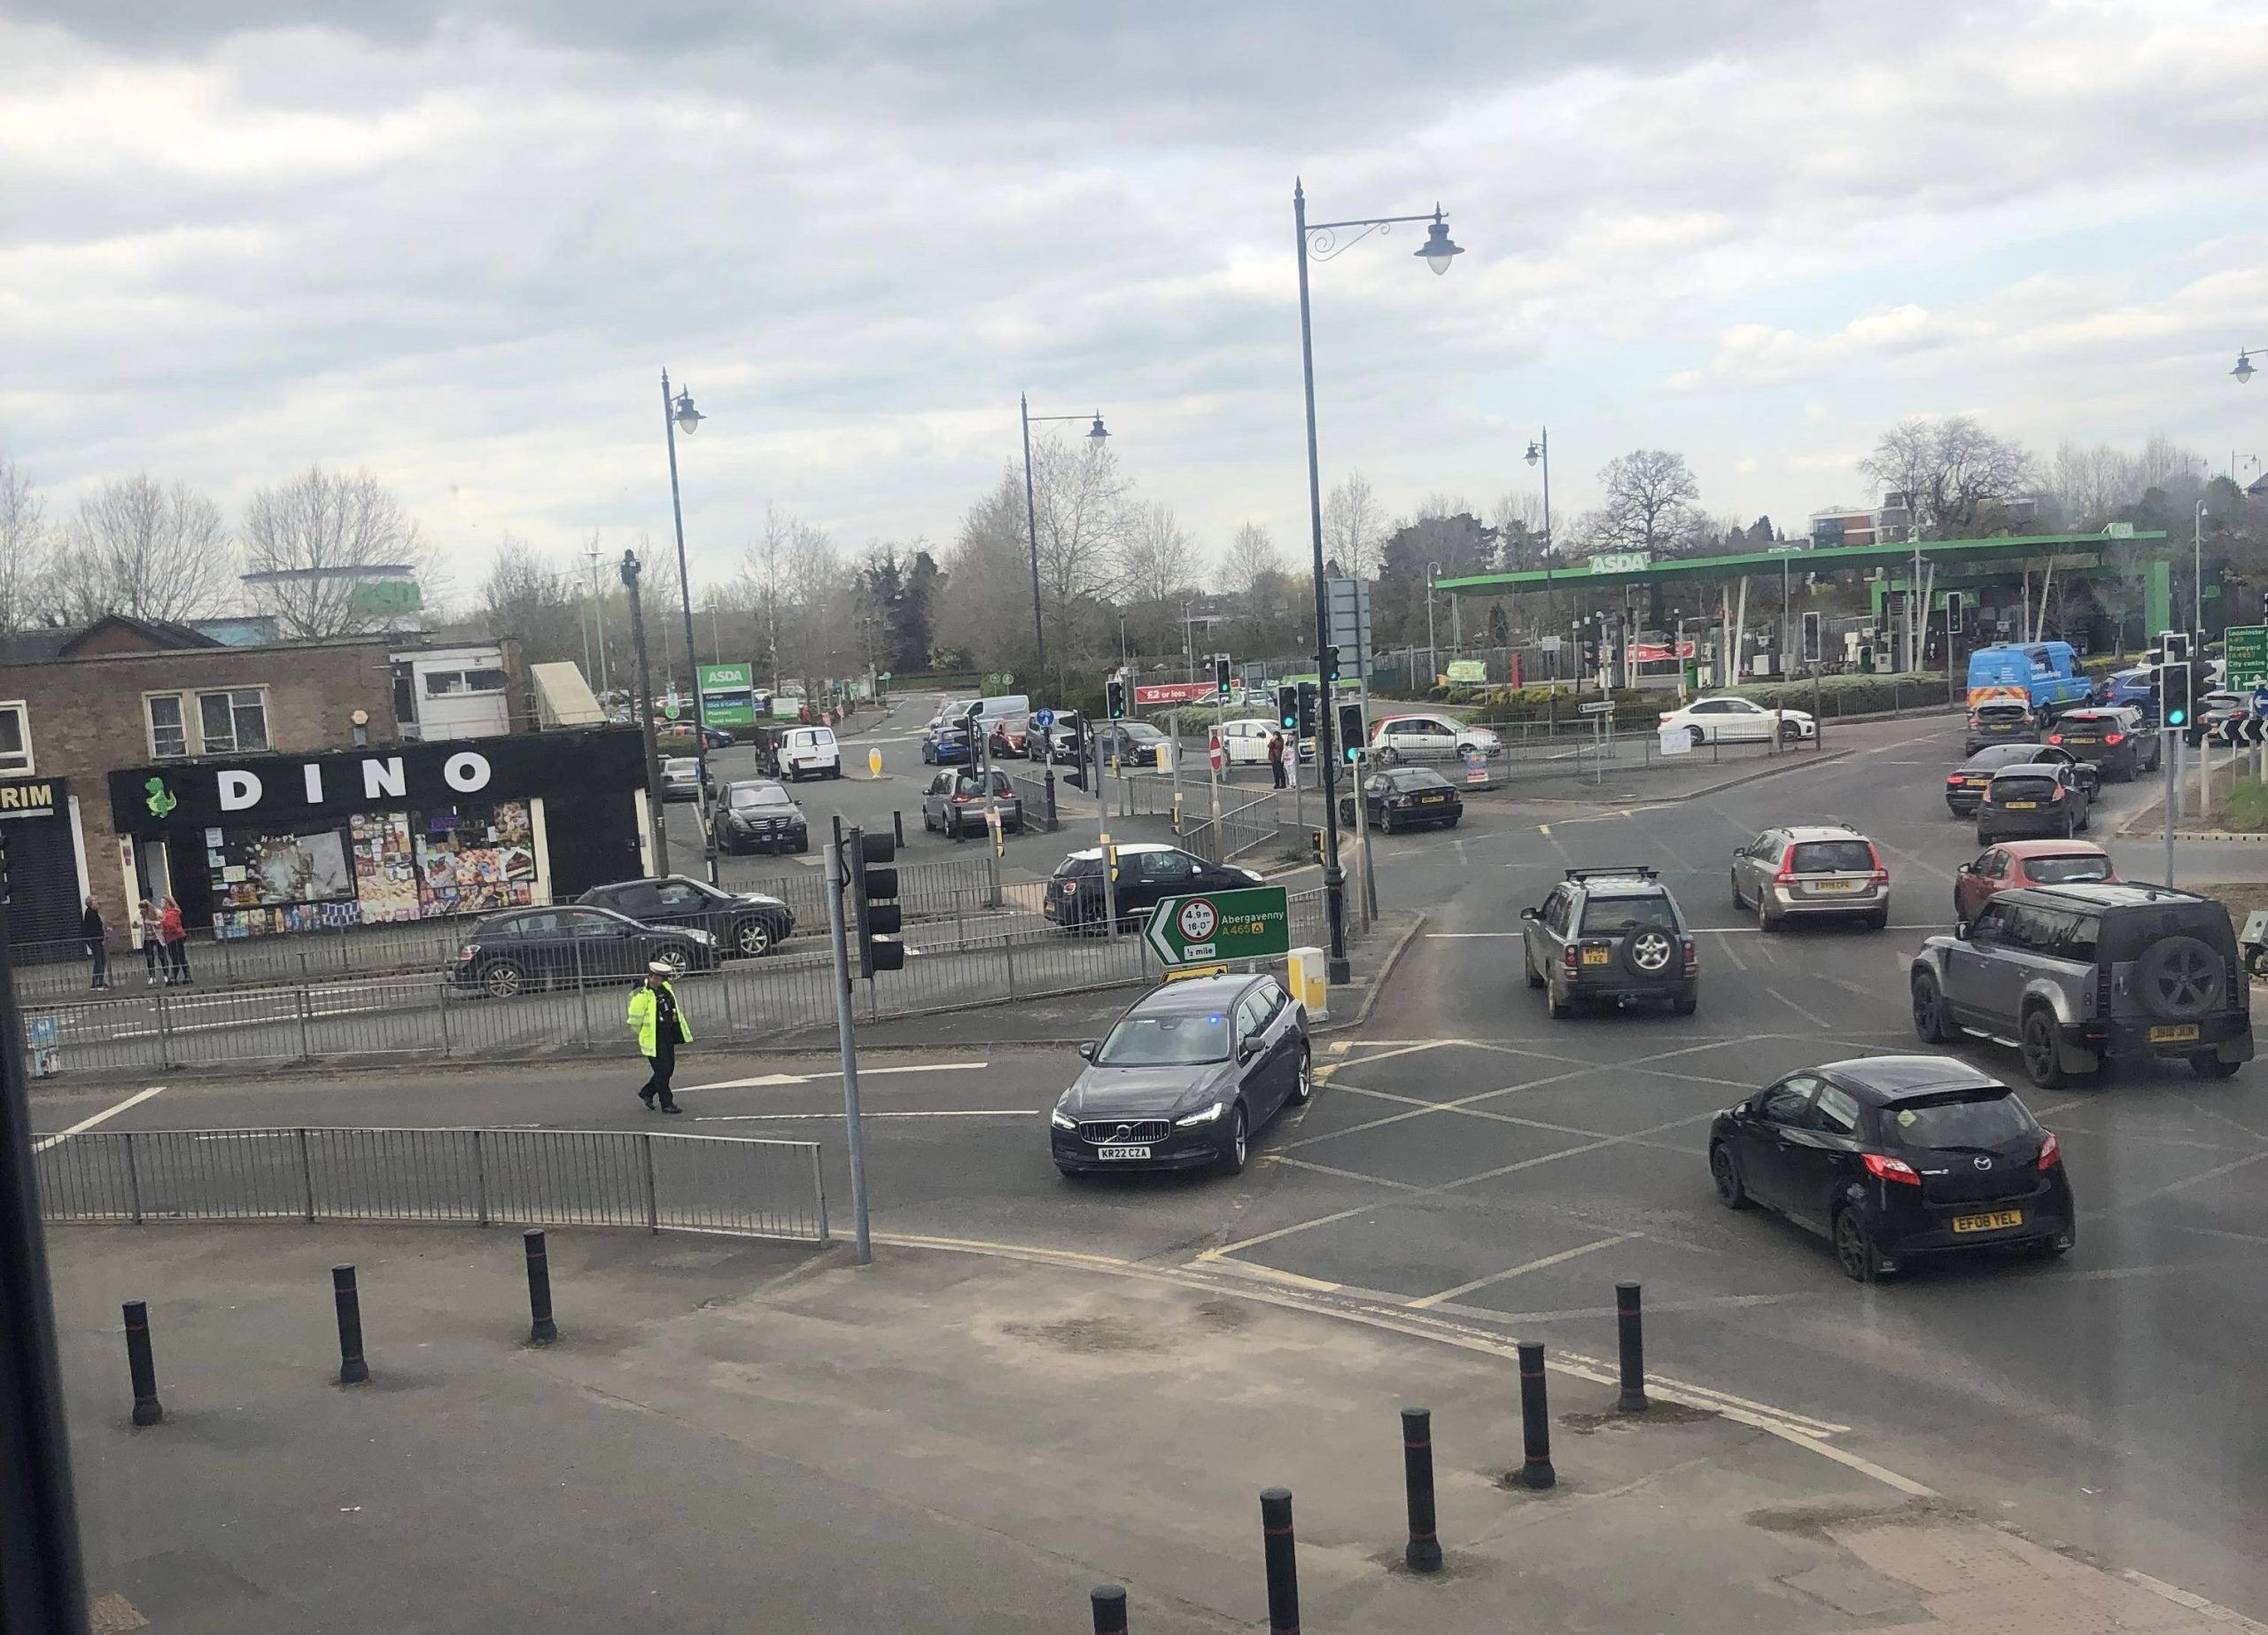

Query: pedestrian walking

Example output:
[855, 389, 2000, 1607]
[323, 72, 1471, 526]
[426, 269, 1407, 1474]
[137, 899, 162, 986]
[158, 896, 190, 985]
[626, 962, 689, 1113]
[1267, 731, 1288, 789]
[82, 897, 108, 990]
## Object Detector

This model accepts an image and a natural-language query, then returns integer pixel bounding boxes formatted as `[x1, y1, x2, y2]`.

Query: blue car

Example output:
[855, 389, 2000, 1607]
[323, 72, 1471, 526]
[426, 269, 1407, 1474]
[2097, 667, 2157, 719]
[921, 728, 974, 766]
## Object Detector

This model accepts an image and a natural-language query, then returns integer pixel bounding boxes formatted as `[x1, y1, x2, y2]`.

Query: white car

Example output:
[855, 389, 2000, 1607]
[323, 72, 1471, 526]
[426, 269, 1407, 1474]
[1368, 713, 1501, 765]
[1213, 718, 1281, 765]
[1658, 697, 1816, 745]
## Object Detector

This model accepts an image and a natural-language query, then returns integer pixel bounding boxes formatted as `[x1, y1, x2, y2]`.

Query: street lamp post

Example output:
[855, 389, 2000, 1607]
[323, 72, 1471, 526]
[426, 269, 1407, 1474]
[2230, 348, 2268, 385]
[1021, 397, 1110, 688]
[1425, 562, 1441, 683]
[658, 369, 715, 884]
[1293, 178, 1463, 984]
[1526, 429, 1554, 654]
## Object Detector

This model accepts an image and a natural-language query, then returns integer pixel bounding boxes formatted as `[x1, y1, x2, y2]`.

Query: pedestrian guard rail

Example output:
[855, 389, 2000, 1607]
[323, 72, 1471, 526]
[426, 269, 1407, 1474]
[35, 1125, 827, 1243]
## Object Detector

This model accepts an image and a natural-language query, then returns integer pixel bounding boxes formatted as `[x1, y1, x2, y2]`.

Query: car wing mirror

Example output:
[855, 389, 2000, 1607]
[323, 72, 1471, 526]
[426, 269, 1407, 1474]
[1953, 922, 1971, 941]
[1237, 1040, 1261, 1065]
[1956, 861, 1974, 875]
[1077, 1041, 1098, 1062]
[1518, 906, 1538, 920]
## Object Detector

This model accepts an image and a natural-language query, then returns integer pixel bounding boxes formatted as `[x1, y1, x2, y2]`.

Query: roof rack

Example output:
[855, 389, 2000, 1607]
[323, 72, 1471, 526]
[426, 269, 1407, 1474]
[1564, 865, 1659, 882]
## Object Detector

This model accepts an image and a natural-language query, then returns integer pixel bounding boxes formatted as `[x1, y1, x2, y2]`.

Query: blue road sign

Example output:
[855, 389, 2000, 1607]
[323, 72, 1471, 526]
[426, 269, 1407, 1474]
[1032, 708, 1056, 728]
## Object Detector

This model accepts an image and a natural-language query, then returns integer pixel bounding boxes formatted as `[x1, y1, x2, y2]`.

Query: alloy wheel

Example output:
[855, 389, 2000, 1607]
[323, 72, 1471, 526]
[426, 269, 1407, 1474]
[1834, 1211, 1876, 1281]
[1710, 1144, 1744, 1207]
[2022, 1013, 2063, 1087]
[655, 946, 690, 975]
[482, 962, 523, 999]
[735, 919, 773, 957]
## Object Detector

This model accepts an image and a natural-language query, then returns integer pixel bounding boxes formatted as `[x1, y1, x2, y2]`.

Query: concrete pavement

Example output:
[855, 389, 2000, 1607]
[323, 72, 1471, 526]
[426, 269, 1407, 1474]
[51, 1225, 2263, 1634]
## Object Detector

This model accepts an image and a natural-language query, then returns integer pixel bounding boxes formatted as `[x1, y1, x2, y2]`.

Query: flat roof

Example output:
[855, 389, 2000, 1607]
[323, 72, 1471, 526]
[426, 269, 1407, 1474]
[1435, 531, 2171, 594]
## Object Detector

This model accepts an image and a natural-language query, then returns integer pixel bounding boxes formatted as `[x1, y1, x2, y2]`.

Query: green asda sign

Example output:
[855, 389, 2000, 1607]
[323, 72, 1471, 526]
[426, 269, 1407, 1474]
[697, 663, 758, 728]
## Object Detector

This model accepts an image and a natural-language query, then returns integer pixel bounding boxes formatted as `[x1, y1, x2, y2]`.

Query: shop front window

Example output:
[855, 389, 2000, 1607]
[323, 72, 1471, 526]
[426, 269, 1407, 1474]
[208, 820, 361, 938]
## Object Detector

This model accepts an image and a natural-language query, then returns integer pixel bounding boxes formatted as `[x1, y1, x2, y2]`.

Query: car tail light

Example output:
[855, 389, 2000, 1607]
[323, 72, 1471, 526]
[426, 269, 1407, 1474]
[1658, 712, 1674, 723]
[1681, 937, 1697, 976]
[2048, 785, 2065, 800]
[1866, 844, 1889, 884]
[457, 944, 477, 962]
[2047, 732, 2062, 744]
[1946, 773, 1966, 786]
[1775, 852, 1796, 883]
[2103, 731, 2124, 745]
[1060, 880, 1079, 896]
[1861, 1152, 1921, 1186]
[1967, 713, 1981, 729]
[1563, 943, 1581, 975]
[2037, 1133, 2061, 1171]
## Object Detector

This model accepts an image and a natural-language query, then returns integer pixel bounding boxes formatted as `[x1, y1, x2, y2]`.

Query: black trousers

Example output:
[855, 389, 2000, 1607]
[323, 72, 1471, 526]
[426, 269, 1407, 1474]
[639, 1041, 678, 1103]
[87, 941, 107, 988]
[1270, 761, 1287, 788]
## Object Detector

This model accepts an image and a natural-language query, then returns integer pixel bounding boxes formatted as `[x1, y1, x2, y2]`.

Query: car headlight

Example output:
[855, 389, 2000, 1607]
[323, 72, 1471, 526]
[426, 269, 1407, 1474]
[1050, 1100, 1077, 1131]
[686, 929, 716, 944]
[1175, 1101, 1227, 1127]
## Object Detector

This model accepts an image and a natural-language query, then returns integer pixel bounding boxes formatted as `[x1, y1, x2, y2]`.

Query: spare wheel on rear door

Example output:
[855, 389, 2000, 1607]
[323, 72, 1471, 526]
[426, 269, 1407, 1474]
[1623, 926, 1676, 979]
[2134, 935, 2225, 1021]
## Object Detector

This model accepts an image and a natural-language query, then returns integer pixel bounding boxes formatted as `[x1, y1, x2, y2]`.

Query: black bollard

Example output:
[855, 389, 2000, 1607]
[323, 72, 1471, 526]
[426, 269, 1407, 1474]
[1400, 1406, 1442, 1573]
[332, 1265, 369, 1385]
[122, 1301, 162, 1426]
[1089, 1584, 1128, 1633]
[1516, 1341, 1555, 1489]
[893, 810, 905, 847]
[524, 1230, 557, 1345]
[1260, 1487, 1301, 1635]
[1615, 1281, 1648, 1413]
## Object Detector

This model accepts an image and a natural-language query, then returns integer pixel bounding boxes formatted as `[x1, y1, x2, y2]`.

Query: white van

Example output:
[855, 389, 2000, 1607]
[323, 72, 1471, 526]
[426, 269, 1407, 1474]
[780, 725, 841, 782]
[966, 694, 1030, 731]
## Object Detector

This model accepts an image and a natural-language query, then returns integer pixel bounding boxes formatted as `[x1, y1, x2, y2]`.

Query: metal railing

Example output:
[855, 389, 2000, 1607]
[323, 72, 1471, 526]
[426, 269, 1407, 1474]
[1181, 790, 1293, 864]
[35, 1126, 827, 1243]
[19, 890, 1333, 1077]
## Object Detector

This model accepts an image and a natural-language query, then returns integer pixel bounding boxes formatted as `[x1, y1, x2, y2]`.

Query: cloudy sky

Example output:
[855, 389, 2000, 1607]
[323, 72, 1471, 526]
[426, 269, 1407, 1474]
[4, 0, 2267, 590]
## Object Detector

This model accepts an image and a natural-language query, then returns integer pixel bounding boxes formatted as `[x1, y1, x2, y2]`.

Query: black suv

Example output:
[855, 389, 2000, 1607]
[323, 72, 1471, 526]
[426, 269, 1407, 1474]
[577, 875, 796, 959]
[1708, 1055, 2075, 1281]
[1520, 866, 1698, 1017]
[1910, 883, 2254, 1086]
[711, 778, 809, 855]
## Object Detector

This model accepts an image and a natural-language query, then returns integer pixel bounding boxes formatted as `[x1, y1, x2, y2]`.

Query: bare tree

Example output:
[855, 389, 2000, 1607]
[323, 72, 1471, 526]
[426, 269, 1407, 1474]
[1029, 432, 1133, 628]
[1584, 450, 1702, 557]
[2040, 440, 2131, 531]
[1120, 502, 1199, 608]
[1219, 522, 1283, 600]
[1487, 488, 1547, 570]
[932, 468, 1032, 673]
[241, 466, 433, 638]
[478, 534, 585, 667]
[53, 474, 230, 624]
[0, 457, 53, 634]
[1858, 416, 2032, 539]
[1323, 471, 1386, 580]
[2131, 432, 2204, 494]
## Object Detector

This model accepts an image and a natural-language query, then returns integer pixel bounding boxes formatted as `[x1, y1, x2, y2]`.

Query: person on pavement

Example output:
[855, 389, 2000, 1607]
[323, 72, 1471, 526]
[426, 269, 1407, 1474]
[137, 899, 162, 986]
[1267, 732, 1288, 789]
[82, 897, 108, 990]
[626, 961, 689, 1113]
[158, 896, 190, 985]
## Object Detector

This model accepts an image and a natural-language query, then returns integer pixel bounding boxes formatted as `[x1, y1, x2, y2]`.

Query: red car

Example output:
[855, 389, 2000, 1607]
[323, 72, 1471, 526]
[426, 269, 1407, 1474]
[1952, 839, 2118, 923]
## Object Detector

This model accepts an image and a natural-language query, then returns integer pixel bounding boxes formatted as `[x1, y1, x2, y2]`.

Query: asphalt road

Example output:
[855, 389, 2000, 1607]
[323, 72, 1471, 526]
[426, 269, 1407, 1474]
[33, 710, 2268, 1618]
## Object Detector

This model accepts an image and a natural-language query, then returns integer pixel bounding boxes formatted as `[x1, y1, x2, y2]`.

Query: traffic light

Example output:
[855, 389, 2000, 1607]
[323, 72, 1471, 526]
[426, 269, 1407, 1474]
[2162, 655, 2194, 732]
[1277, 684, 1299, 731]
[849, 829, 905, 976]
[1337, 700, 1367, 763]
[1295, 681, 1319, 740]
[1105, 677, 1127, 720]
[1212, 655, 1232, 698]
[1945, 592, 1964, 636]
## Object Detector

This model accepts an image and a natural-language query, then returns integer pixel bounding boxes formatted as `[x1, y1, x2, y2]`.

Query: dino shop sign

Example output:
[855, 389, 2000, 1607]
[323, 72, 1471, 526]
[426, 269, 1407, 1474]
[108, 729, 648, 839]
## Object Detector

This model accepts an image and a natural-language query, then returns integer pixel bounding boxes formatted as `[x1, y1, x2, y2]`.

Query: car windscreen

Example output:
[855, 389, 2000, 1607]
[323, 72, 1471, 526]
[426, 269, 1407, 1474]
[1880, 1092, 2034, 1151]
[1579, 895, 1677, 936]
[1788, 839, 1872, 873]
[1990, 774, 2059, 800]
[1122, 724, 1166, 744]
[1052, 856, 1102, 880]
[1095, 1010, 1231, 1065]
[2023, 853, 2112, 885]
[729, 786, 788, 808]
[664, 759, 697, 774]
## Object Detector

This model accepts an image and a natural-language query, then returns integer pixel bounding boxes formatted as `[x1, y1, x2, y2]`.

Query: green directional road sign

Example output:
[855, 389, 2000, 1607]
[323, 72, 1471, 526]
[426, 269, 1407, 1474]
[1143, 885, 1293, 967]
[2224, 625, 2268, 690]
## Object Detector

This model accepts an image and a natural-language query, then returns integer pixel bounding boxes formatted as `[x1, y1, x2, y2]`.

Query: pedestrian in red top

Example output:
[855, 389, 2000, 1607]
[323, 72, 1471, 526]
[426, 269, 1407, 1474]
[1266, 732, 1288, 790]
[158, 897, 190, 986]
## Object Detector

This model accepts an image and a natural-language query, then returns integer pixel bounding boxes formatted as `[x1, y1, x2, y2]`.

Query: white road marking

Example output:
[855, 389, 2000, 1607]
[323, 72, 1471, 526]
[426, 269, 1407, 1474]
[1766, 985, 1835, 1029]
[32, 1085, 166, 1153]
[695, 1109, 1035, 1122]
[1407, 1232, 1643, 1309]
[683, 1060, 989, 1093]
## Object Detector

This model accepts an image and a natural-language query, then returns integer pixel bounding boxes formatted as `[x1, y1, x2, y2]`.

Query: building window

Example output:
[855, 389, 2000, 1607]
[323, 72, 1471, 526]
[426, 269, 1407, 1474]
[424, 668, 509, 697]
[147, 688, 270, 758]
[0, 702, 30, 775]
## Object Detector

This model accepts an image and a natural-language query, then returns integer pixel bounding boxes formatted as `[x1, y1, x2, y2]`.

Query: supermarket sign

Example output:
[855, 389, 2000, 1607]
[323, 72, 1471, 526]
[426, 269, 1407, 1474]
[1133, 681, 1217, 708]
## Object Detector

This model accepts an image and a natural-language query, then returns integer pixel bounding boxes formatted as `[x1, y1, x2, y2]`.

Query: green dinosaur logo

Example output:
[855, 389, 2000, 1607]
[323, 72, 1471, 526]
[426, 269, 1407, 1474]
[144, 776, 177, 819]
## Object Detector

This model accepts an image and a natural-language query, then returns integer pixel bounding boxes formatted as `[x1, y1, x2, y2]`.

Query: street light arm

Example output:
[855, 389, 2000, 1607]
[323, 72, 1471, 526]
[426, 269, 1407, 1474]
[1303, 213, 1443, 262]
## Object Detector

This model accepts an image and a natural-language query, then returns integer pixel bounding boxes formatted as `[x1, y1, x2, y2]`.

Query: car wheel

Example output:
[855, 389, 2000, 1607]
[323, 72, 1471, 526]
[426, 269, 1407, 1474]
[1687, 724, 1706, 748]
[1673, 991, 1698, 1016]
[2190, 1054, 2242, 1079]
[1709, 1142, 1750, 1210]
[1525, 948, 1544, 989]
[1444, 814, 1461, 829]
[479, 960, 524, 999]
[1832, 1205, 1883, 1282]
[1372, 746, 1399, 767]
[1379, 809, 1395, 836]
[1286, 1046, 1313, 1106]
[2020, 1008, 2067, 1089]
[1756, 894, 1779, 933]
[1864, 909, 1889, 930]
[1911, 972, 1958, 1043]
[1215, 1103, 1249, 1176]
[1547, 984, 1573, 1020]
[2135, 935, 2226, 1024]
[733, 918, 773, 958]
[1729, 870, 1744, 911]
[652, 945, 692, 977]
[2059, 812, 2075, 838]
[1779, 719, 1802, 744]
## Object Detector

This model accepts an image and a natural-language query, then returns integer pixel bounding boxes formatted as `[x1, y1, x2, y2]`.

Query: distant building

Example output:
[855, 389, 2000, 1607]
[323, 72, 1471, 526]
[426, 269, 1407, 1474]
[190, 615, 283, 647]
[1809, 494, 1915, 549]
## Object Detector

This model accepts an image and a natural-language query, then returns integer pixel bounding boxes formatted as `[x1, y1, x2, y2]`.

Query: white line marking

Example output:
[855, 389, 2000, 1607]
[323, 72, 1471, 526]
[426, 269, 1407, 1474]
[32, 1086, 166, 1154]
[1408, 1233, 1643, 1309]
[684, 1060, 989, 1093]
[695, 1109, 1035, 1122]
[1766, 985, 1835, 1029]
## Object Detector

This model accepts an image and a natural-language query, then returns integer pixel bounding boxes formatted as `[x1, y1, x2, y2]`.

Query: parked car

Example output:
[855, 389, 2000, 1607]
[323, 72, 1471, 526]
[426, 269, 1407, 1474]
[1367, 713, 1500, 765]
[1953, 840, 2116, 924]
[778, 725, 841, 781]
[577, 875, 795, 959]
[1520, 865, 1698, 1017]
[2044, 706, 2158, 780]
[1214, 718, 1280, 766]
[1094, 720, 1177, 770]
[449, 905, 718, 997]
[1048, 972, 1311, 1178]
[922, 767, 1025, 838]
[711, 779, 809, 855]
[1963, 700, 2040, 755]
[1657, 696, 1815, 746]
[921, 726, 975, 766]
[660, 756, 708, 802]
[1707, 1055, 2075, 1281]
[1975, 763, 2093, 843]
[1911, 882, 2254, 1086]
[1728, 825, 1890, 931]
[698, 724, 734, 750]
[1043, 842, 1262, 933]
[1965, 640, 2093, 720]
[1339, 767, 1463, 832]
[1945, 744, 2099, 817]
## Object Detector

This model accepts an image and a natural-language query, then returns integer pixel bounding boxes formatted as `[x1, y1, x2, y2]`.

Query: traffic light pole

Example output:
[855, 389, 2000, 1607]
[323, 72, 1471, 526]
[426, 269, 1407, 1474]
[826, 817, 873, 1265]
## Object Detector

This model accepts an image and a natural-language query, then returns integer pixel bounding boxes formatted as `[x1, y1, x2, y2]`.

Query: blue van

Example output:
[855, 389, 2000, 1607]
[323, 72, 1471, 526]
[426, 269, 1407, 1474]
[1965, 642, 2093, 719]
